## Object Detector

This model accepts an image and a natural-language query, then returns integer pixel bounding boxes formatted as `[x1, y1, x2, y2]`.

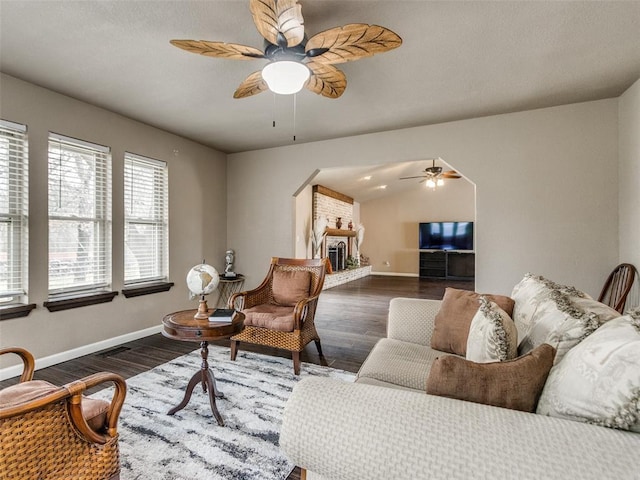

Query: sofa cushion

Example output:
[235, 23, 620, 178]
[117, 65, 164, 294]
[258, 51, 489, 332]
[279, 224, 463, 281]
[357, 338, 453, 391]
[431, 288, 515, 356]
[242, 304, 296, 332]
[426, 343, 556, 412]
[272, 270, 311, 306]
[537, 311, 640, 431]
[511, 274, 619, 363]
[466, 296, 518, 363]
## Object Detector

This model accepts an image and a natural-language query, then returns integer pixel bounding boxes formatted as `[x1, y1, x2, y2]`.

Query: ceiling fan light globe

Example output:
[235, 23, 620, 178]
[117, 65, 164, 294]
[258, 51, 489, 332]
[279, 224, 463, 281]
[426, 179, 436, 188]
[437, 178, 444, 186]
[262, 61, 310, 95]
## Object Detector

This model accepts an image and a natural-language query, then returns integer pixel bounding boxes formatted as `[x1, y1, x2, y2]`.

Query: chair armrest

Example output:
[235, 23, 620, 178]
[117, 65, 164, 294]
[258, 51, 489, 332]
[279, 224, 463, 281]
[281, 377, 640, 480]
[0, 347, 35, 382]
[292, 294, 321, 330]
[65, 372, 127, 444]
[228, 283, 271, 310]
[386, 297, 441, 346]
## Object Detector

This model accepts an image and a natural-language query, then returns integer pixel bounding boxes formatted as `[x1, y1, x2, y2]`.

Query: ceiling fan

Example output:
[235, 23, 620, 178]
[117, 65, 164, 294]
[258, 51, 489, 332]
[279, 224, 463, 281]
[399, 158, 462, 187]
[170, 0, 402, 99]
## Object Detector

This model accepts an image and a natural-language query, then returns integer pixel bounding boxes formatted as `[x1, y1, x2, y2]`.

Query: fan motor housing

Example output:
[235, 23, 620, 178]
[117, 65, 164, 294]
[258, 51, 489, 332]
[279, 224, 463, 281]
[264, 39, 307, 62]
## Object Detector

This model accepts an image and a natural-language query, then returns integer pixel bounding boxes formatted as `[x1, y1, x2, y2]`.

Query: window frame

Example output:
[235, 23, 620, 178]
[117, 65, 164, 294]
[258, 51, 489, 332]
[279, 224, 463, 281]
[47, 132, 112, 297]
[0, 119, 29, 305]
[123, 152, 169, 286]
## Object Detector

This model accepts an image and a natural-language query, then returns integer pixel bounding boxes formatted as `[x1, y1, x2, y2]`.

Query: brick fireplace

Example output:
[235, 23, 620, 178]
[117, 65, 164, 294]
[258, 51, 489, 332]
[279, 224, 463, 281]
[313, 185, 356, 271]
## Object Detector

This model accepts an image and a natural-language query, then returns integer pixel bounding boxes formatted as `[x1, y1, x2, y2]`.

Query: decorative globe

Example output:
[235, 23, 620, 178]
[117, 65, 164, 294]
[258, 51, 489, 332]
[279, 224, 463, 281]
[186, 263, 220, 297]
[186, 263, 220, 319]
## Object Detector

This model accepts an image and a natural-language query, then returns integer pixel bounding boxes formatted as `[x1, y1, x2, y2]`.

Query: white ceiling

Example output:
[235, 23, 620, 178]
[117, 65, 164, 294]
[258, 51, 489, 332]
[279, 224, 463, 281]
[1, 1, 639, 202]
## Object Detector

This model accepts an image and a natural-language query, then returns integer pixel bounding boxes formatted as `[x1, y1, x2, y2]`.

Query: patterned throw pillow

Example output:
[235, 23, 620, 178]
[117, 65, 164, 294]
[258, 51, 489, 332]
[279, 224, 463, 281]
[431, 288, 515, 356]
[511, 274, 619, 363]
[466, 297, 518, 363]
[537, 310, 640, 432]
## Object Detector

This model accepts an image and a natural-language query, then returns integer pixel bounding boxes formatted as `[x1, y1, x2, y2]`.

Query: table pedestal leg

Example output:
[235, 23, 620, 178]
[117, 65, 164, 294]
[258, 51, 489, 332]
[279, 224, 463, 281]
[167, 341, 225, 426]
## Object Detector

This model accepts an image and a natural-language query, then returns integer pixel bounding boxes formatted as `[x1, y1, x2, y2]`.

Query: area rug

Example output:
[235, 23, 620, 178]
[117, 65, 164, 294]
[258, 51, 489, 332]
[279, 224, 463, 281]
[91, 347, 355, 480]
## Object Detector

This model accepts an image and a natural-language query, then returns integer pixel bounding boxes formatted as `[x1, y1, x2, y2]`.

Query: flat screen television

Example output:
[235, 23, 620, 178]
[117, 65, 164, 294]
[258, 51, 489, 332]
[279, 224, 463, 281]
[419, 221, 474, 251]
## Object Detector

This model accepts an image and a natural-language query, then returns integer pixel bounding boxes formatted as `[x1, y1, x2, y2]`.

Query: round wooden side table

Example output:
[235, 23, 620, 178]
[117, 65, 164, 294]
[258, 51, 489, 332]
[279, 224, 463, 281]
[161, 309, 244, 426]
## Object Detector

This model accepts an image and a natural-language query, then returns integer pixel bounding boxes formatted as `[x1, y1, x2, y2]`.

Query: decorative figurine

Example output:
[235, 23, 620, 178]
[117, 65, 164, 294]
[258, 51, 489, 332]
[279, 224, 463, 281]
[224, 249, 236, 278]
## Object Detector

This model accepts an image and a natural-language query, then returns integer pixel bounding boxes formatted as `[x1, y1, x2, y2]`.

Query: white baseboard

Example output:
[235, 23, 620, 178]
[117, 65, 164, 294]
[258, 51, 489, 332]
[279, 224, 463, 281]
[0, 325, 162, 381]
[370, 271, 419, 277]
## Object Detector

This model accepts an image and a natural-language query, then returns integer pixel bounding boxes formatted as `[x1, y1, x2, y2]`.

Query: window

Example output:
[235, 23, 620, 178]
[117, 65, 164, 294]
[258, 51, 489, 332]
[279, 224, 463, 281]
[0, 120, 28, 304]
[48, 133, 111, 296]
[124, 153, 168, 285]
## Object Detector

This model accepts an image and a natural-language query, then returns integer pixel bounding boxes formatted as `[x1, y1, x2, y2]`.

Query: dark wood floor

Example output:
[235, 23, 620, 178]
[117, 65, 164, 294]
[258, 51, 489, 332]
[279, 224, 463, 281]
[0, 275, 472, 479]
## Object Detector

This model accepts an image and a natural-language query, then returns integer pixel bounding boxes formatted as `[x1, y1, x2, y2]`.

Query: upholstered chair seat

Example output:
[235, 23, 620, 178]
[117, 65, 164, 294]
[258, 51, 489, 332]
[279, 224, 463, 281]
[242, 304, 297, 332]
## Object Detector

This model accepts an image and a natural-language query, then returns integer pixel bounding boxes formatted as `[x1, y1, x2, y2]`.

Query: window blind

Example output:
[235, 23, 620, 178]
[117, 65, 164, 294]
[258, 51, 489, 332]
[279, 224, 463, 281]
[0, 120, 28, 303]
[48, 133, 112, 295]
[124, 152, 168, 285]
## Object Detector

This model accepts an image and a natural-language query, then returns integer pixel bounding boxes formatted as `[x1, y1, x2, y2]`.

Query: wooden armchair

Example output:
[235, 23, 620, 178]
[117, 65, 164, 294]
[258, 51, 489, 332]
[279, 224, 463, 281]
[0, 347, 127, 480]
[228, 257, 328, 375]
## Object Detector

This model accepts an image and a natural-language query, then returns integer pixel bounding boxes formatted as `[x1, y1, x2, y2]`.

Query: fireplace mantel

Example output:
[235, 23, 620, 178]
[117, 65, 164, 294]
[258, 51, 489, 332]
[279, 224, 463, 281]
[325, 228, 356, 237]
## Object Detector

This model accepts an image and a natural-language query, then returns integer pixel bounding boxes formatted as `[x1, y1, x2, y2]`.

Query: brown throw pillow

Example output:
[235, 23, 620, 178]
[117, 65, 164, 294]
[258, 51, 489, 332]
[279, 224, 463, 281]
[431, 288, 515, 355]
[272, 270, 311, 306]
[425, 343, 556, 412]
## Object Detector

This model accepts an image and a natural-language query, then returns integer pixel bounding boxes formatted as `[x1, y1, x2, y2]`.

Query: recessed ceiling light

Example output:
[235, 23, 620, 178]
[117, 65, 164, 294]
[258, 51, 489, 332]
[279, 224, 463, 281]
[363, 175, 372, 181]
[378, 185, 387, 189]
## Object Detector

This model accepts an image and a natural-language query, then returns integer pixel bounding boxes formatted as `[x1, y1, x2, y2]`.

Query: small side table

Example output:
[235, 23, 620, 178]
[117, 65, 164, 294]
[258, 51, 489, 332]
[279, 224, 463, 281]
[217, 274, 245, 308]
[162, 309, 244, 426]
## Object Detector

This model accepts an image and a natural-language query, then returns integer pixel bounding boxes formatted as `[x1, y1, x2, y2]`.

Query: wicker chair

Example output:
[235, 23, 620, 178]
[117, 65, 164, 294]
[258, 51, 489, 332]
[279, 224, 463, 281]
[598, 263, 637, 313]
[0, 347, 127, 480]
[228, 257, 328, 375]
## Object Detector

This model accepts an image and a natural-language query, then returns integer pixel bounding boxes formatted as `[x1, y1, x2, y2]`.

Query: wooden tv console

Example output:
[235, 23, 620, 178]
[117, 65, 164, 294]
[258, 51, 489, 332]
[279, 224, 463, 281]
[419, 250, 475, 280]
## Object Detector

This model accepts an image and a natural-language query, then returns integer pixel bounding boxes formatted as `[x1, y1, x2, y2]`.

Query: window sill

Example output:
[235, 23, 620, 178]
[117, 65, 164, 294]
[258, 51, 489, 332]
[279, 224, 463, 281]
[122, 281, 174, 298]
[44, 291, 118, 312]
[0, 303, 37, 320]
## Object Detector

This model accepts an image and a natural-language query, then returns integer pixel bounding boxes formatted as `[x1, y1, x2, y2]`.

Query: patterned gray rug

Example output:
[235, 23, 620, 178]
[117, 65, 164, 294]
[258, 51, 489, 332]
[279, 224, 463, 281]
[91, 346, 355, 480]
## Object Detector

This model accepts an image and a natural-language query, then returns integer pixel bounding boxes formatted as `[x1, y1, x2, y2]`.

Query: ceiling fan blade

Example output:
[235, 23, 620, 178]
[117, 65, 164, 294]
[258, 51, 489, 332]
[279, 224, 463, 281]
[250, 0, 305, 48]
[441, 170, 462, 179]
[170, 40, 265, 60]
[304, 62, 346, 98]
[233, 71, 269, 99]
[305, 23, 402, 65]
[399, 175, 428, 180]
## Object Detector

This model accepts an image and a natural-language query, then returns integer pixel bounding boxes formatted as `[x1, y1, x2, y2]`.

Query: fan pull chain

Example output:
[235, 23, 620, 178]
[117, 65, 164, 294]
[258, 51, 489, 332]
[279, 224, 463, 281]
[293, 93, 297, 142]
[272, 93, 276, 128]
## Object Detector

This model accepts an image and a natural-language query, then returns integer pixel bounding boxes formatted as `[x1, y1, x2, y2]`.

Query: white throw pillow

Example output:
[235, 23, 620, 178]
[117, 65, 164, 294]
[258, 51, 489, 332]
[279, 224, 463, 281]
[466, 296, 518, 363]
[537, 310, 640, 432]
[511, 274, 619, 363]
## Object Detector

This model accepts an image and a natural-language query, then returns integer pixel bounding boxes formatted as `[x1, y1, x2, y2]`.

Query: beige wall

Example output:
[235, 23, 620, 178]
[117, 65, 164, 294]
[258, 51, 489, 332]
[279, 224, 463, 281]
[228, 99, 619, 297]
[294, 184, 313, 258]
[0, 74, 227, 367]
[618, 77, 640, 310]
[361, 178, 475, 275]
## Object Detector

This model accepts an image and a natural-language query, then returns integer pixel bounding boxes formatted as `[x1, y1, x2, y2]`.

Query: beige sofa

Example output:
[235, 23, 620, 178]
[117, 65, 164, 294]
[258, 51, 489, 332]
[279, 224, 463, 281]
[281, 291, 640, 480]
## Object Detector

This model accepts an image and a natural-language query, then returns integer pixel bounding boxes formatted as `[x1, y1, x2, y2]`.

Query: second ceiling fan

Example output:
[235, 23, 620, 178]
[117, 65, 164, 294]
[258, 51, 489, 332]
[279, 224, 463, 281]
[399, 159, 462, 187]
